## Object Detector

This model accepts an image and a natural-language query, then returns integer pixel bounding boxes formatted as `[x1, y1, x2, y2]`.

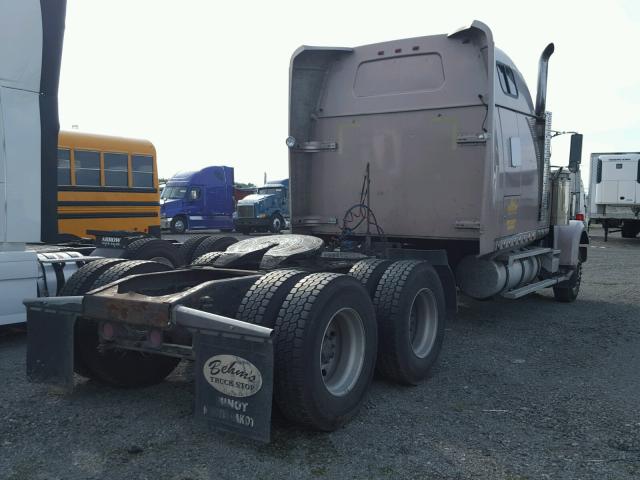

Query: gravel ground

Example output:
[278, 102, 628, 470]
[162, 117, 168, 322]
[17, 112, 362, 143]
[1, 225, 639, 480]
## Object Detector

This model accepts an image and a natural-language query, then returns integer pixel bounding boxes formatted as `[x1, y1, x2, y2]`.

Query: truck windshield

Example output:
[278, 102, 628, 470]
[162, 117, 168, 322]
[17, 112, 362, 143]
[258, 187, 283, 195]
[161, 186, 188, 199]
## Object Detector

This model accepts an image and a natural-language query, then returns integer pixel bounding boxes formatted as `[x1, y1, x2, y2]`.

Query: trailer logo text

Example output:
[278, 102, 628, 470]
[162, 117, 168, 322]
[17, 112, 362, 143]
[203, 354, 263, 398]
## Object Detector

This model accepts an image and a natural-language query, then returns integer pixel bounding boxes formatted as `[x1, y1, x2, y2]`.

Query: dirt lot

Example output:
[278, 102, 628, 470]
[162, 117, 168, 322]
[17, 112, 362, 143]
[1, 226, 639, 480]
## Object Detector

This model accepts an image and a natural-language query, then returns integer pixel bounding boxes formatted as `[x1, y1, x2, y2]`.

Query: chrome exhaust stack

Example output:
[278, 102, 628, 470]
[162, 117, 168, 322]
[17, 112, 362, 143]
[535, 43, 555, 117]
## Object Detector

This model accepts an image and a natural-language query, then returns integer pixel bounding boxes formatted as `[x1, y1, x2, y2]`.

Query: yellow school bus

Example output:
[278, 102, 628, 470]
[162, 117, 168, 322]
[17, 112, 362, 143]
[57, 130, 160, 239]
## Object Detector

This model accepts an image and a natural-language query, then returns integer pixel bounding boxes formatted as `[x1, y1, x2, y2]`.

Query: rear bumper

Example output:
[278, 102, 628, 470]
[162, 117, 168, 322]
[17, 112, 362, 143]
[25, 284, 275, 442]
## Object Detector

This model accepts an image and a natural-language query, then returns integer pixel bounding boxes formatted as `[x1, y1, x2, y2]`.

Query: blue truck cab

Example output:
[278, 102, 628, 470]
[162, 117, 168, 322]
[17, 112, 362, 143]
[160, 166, 234, 233]
[234, 179, 289, 234]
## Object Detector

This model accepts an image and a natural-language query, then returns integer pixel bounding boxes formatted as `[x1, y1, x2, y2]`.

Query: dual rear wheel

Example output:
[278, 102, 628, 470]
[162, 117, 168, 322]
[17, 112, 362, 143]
[233, 259, 446, 430]
[65, 255, 446, 431]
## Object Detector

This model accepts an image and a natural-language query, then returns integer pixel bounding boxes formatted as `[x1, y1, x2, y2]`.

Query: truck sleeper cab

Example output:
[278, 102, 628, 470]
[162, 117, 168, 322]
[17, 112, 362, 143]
[161, 166, 235, 233]
[287, 21, 587, 300]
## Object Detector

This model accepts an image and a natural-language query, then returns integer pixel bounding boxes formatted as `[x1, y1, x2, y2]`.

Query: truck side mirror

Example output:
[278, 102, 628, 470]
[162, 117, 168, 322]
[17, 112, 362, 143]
[568, 133, 583, 173]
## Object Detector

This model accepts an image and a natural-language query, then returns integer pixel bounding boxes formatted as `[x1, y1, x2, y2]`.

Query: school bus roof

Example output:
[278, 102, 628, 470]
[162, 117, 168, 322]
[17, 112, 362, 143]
[58, 130, 155, 155]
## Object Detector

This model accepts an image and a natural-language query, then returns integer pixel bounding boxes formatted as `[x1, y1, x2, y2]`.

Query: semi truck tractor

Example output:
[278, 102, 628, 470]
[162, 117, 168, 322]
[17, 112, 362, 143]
[25, 16, 588, 443]
[588, 152, 640, 240]
[160, 166, 235, 233]
[234, 179, 289, 234]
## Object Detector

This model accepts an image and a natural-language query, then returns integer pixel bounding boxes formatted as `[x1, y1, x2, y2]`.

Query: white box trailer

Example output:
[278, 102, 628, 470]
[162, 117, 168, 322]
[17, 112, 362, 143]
[588, 152, 640, 240]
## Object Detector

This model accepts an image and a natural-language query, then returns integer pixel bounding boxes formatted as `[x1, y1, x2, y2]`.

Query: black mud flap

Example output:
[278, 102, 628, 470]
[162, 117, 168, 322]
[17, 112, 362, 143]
[173, 306, 274, 443]
[24, 296, 82, 391]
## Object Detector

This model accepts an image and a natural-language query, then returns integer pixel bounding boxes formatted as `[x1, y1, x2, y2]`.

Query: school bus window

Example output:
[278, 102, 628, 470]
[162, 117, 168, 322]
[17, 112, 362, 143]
[74, 150, 100, 186]
[104, 152, 129, 187]
[132, 154, 154, 188]
[57, 148, 71, 185]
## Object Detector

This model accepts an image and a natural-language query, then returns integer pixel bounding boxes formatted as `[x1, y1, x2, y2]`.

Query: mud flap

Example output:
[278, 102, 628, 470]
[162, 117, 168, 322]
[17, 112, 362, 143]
[173, 306, 274, 443]
[24, 296, 82, 391]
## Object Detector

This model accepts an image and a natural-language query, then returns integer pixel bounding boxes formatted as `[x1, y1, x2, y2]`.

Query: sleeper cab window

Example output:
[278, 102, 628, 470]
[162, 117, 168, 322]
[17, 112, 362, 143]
[103, 152, 129, 187]
[57, 148, 71, 185]
[74, 150, 100, 186]
[497, 63, 518, 98]
[131, 154, 154, 188]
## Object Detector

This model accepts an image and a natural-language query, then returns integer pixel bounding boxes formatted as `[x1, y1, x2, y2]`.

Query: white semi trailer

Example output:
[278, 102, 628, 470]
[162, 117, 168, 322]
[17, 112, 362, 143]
[588, 152, 640, 240]
[19, 7, 588, 443]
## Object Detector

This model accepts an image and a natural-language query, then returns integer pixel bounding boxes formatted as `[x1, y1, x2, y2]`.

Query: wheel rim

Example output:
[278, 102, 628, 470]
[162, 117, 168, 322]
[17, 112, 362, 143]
[149, 256, 174, 267]
[273, 218, 281, 231]
[174, 219, 185, 232]
[408, 288, 439, 358]
[319, 307, 366, 397]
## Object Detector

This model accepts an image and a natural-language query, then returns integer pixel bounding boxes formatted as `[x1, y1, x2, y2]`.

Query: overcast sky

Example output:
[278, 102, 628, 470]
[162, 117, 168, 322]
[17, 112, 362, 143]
[58, 0, 639, 187]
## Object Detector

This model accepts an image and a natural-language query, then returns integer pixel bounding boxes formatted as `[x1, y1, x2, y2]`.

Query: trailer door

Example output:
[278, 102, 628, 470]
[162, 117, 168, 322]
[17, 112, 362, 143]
[596, 158, 638, 204]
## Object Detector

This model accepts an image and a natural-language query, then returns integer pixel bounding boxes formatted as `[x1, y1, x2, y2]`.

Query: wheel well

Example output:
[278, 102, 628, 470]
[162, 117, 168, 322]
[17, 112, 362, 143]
[174, 214, 188, 226]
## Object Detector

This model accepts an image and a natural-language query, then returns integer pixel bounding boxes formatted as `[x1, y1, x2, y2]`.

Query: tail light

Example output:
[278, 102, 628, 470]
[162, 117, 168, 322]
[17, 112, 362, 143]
[575, 213, 585, 221]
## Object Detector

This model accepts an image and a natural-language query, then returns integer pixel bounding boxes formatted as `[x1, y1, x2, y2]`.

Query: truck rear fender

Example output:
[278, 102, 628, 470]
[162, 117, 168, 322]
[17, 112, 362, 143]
[554, 220, 588, 266]
[579, 229, 589, 262]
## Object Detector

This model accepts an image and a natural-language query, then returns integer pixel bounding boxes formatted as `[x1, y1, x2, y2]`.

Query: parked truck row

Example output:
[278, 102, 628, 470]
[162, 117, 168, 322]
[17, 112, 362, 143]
[2, 1, 589, 444]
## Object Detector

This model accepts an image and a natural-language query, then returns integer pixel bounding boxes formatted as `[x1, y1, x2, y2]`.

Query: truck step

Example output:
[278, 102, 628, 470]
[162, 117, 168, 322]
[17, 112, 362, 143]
[501, 275, 569, 299]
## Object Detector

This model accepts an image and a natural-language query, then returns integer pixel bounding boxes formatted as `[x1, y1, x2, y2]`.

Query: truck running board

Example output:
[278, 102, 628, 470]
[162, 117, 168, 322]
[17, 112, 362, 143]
[501, 274, 571, 299]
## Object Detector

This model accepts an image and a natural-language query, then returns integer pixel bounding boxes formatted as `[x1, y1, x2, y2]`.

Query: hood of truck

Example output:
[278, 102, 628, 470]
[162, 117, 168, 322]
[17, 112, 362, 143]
[160, 199, 183, 216]
[237, 193, 274, 205]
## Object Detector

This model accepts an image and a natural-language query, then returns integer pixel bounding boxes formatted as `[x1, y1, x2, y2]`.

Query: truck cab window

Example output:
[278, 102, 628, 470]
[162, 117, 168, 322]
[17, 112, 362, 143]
[57, 148, 71, 185]
[132, 154, 154, 188]
[258, 187, 283, 195]
[497, 63, 518, 98]
[74, 150, 100, 186]
[189, 188, 201, 201]
[161, 186, 187, 199]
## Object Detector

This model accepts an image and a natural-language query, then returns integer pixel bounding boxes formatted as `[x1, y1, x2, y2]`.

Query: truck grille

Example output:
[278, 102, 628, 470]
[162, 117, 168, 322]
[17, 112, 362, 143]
[237, 205, 255, 218]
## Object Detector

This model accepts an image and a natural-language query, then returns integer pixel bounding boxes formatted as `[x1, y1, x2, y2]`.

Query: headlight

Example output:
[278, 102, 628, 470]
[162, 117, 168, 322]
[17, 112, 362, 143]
[258, 213, 268, 219]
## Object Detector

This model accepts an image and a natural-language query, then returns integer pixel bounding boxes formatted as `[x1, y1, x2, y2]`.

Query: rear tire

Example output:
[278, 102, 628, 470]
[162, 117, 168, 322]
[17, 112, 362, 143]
[178, 234, 211, 264]
[237, 270, 307, 327]
[273, 273, 377, 431]
[373, 260, 446, 385]
[621, 222, 640, 239]
[348, 259, 394, 297]
[553, 262, 582, 303]
[191, 235, 238, 260]
[59, 258, 127, 297]
[123, 237, 184, 267]
[59, 258, 128, 378]
[190, 251, 225, 266]
[75, 260, 179, 387]
[170, 216, 187, 234]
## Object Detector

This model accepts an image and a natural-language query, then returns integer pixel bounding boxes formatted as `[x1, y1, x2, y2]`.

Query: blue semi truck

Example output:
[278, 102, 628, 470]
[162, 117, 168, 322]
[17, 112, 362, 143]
[234, 179, 289, 234]
[160, 166, 235, 233]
